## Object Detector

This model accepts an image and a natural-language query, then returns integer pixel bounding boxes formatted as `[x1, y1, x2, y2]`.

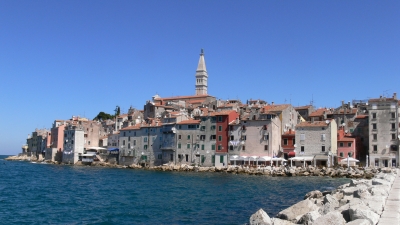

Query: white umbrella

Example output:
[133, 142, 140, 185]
[366, 155, 369, 168]
[231, 155, 239, 166]
[250, 156, 258, 166]
[242, 156, 248, 166]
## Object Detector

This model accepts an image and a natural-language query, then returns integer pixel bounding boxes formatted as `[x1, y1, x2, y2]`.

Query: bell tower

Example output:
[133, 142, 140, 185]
[195, 49, 208, 95]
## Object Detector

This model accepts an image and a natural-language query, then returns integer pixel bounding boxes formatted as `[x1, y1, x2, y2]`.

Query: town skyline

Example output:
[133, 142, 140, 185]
[1, 1, 399, 155]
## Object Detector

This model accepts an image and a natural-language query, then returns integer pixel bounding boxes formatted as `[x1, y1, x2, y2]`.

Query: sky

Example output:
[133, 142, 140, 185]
[1, 1, 399, 155]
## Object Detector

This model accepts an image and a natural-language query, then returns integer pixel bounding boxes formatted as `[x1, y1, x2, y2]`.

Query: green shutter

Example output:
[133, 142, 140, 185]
[220, 155, 224, 163]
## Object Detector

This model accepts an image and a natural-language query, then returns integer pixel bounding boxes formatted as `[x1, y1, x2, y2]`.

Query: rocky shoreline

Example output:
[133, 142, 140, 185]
[5, 155, 381, 179]
[249, 168, 397, 225]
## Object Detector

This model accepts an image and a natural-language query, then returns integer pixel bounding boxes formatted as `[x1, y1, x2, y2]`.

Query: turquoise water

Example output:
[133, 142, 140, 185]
[0, 155, 349, 224]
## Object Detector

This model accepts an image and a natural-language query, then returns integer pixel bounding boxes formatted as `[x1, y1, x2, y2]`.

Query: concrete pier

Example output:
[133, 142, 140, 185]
[379, 169, 400, 225]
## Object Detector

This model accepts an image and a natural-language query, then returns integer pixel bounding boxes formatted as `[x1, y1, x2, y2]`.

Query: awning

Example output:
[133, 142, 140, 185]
[82, 154, 95, 157]
[288, 152, 295, 157]
[87, 147, 107, 150]
[108, 148, 119, 151]
[272, 157, 287, 162]
[314, 155, 328, 160]
[290, 156, 314, 161]
[340, 157, 359, 163]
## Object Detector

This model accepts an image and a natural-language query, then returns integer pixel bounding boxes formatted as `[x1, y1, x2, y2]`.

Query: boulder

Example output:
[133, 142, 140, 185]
[363, 196, 385, 214]
[312, 211, 346, 225]
[276, 199, 319, 222]
[349, 207, 380, 225]
[304, 190, 323, 200]
[345, 219, 371, 225]
[369, 186, 390, 197]
[249, 208, 272, 225]
[318, 202, 336, 215]
[297, 210, 321, 225]
[323, 194, 339, 208]
[371, 178, 391, 186]
[270, 218, 296, 225]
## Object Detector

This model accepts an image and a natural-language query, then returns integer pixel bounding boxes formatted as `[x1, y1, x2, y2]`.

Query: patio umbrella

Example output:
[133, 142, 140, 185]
[242, 156, 248, 166]
[250, 156, 258, 166]
[231, 155, 239, 166]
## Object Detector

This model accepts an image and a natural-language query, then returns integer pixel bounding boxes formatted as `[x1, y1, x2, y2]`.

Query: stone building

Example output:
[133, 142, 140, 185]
[62, 124, 84, 164]
[295, 120, 338, 167]
[368, 93, 399, 167]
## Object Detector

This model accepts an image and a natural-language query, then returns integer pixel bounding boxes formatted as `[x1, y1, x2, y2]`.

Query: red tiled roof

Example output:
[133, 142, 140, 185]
[355, 115, 368, 119]
[339, 137, 355, 142]
[296, 121, 330, 127]
[294, 105, 312, 110]
[177, 119, 201, 125]
[368, 97, 397, 103]
[262, 104, 290, 113]
[158, 94, 211, 101]
[309, 108, 330, 117]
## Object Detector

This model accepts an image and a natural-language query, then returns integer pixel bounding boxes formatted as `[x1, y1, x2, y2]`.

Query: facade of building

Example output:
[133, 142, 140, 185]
[368, 94, 399, 167]
[62, 124, 84, 164]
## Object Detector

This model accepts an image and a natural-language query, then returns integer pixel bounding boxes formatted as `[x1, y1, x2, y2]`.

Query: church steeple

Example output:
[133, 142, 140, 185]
[195, 49, 208, 95]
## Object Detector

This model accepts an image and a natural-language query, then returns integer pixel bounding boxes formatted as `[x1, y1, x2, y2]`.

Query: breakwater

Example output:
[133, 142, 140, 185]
[249, 168, 397, 225]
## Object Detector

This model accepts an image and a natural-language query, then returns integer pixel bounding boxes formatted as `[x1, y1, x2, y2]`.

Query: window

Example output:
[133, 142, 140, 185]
[392, 133, 396, 140]
[218, 136, 222, 141]
[178, 135, 181, 140]
[210, 135, 216, 140]
[218, 126, 222, 131]
[339, 152, 344, 157]
[241, 135, 246, 140]
[220, 155, 224, 163]
[201, 145, 204, 150]
[187, 144, 190, 149]
[283, 139, 288, 145]
[123, 140, 126, 145]
[144, 137, 148, 142]
[211, 125, 216, 130]
[372, 113, 376, 119]
[218, 116, 223, 122]
[123, 132, 126, 136]
[242, 145, 246, 151]
[187, 135, 191, 140]
[178, 125, 182, 129]
[144, 145, 148, 150]
[300, 134, 305, 141]
[218, 145, 222, 150]
[134, 131, 136, 136]
[186, 154, 189, 162]
[391, 123, 395, 129]
[201, 126, 206, 131]
[392, 112, 396, 119]
[229, 145, 233, 150]
[339, 142, 344, 147]
[133, 140, 136, 146]
[212, 144, 215, 150]
[321, 134, 326, 141]
[348, 152, 352, 157]
[373, 134, 377, 141]
[372, 124, 377, 130]
[188, 125, 197, 129]
[373, 145, 377, 152]
[200, 135, 206, 141]
[263, 134, 269, 140]
[301, 146, 304, 152]
[347, 143, 352, 147]
[201, 155, 205, 164]
[178, 143, 181, 149]
[321, 146, 325, 152]
[128, 136, 131, 141]
[264, 145, 268, 151]
[212, 155, 215, 164]
[158, 154, 162, 159]
[230, 136, 234, 141]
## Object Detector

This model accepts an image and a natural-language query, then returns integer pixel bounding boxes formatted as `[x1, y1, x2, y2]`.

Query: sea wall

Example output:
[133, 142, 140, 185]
[249, 168, 397, 225]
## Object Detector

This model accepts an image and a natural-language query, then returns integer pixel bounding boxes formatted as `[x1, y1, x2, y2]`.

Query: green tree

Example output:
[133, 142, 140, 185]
[93, 112, 114, 121]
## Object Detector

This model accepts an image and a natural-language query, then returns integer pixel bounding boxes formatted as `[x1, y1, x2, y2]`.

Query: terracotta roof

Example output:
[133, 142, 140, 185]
[368, 97, 397, 103]
[262, 104, 290, 113]
[339, 137, 355, 142]
[296, 121, 330, 127]
[158, 94, 211, 101]
[309, 108, 331, 117]
[355, 115, 368, 119]
[294, 105, 312, 110]
[119, 124, 141, 130]
[283, 130, 295, 135]
[117, 114, 128, 119]
[210, 110, 236, 116]
[177, 119, 201, 125]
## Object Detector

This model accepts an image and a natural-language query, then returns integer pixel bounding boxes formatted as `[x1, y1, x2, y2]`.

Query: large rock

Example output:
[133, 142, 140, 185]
[340, 186, 359, 197]
[369, 186, 390, 197]
[304, 190, 323, 200]
[312, 211, 346, 225]
[318, 202, 336, 215]
[249, 208, 272, 225]
[297, 210, 321, 225]
[276, 199, 319, 222]
[349, 207, 380, 225]
[346, 219, 371, 225]
[371, 178, 391, 186]
[270, 218, 296, 225]
[363, 196, 385, 214]
[323, 194, 339, 207]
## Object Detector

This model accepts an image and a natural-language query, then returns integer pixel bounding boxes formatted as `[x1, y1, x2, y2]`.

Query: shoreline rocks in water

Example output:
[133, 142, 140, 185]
[5, 154, 382, 179]
[249, 168, 397, 225]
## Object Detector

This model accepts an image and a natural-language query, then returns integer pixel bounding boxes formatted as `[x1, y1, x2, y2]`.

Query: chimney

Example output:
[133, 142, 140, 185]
[394, 92, 397, 100]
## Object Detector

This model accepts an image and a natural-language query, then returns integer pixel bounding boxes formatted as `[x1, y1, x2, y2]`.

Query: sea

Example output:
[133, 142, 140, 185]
[0, 155, 350, 225]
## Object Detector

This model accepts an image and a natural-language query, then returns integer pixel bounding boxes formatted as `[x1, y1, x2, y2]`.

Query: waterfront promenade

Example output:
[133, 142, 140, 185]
[379, 168, 400, 225]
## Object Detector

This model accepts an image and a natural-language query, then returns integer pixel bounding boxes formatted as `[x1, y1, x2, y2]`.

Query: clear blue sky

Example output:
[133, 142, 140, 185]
[1, 1, 399, 155]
